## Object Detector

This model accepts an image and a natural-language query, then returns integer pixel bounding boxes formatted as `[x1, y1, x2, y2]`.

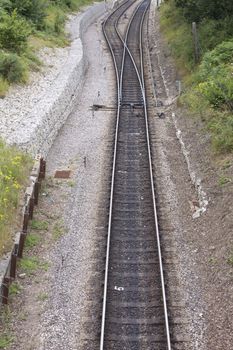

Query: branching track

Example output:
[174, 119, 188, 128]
[101, 1, 172, 349]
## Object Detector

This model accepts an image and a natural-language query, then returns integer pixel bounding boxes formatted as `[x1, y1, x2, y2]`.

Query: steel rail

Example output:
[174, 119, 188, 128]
[100, 2, 136, 349]
[117, 0, 145, 102]
[139, 2, 172, 349]
[120, 2, 172, 347]
[101, 1, 172, 349]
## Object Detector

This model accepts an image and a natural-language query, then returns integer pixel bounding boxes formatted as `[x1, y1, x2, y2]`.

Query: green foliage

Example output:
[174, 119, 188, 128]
[0, 52, 28, 83]
[0, 140, 32, 255]
[210, 114, 233, 153]
[0, 10, 31, 53]
[52, 220, 64, 240]
[31, 219, 49, 231]
[19, 256, 49, 274]
[25, 233, 41, 248]
[0, 0, 97, 92]
[160, 0, 195, 73]
[37, 292, 48, 301]
[161, 1, 233, 154]
[19, 256, 40, 274]
[228, 252, 233, 266]
[8, 0, 47, 29]
[44, 5, 66, 34]
[218, 175, 232, 186]
[174, 0, 233, 22]
[9, 281, 22, 296]
[0, 77, 9, 97]
[0, 334, 13, 348]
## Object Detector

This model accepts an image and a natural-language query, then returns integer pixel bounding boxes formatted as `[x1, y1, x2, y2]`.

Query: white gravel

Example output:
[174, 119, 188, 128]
[0, 2, 109, 156]
[0, 41, 70, 139]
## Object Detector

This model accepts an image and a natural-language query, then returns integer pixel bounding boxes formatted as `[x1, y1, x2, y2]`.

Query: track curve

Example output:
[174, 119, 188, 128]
[101, 1, 172, 349]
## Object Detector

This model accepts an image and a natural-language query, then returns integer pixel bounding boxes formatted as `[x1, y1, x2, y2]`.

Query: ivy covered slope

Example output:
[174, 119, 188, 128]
[0, 0, 95, 96]
[160, 0, 233, 154]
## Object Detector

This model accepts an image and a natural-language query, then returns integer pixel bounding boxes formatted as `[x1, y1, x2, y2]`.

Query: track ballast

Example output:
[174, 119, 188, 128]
[100, 1, 171, 349]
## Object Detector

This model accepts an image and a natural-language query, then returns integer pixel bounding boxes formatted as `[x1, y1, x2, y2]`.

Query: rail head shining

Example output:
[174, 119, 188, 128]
[100, 2, 129, 349]
[139, 2, 172, 349]
[100, 1, 172, 349]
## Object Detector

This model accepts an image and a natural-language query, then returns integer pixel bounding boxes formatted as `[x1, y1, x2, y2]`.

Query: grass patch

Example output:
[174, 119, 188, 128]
[67, 180, 75, 187]
[208, 256, 218, 265]
[19, 256, 40, 275]
[0, 140, 32, 256]
[9, 282, 22, 296]
[227, 251, 233, 266]
[19, 256, 49, 275]
[0, 77, 9, 97]
[37, 292, 48, 302]
[25, 234, 41, 249]
[218, 176, 232, 186]
[31, 220, 49, 231]
[52, 220, 64, 240]
[0, 334, 13, 349]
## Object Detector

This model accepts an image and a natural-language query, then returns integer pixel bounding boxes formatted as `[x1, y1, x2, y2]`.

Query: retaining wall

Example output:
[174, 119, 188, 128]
[9, 2, 108, 157]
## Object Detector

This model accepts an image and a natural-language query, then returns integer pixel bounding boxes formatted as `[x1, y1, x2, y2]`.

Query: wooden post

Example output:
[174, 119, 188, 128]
[192, 22, 200, 63]
[39, 158, 46, 180]
[10, 245, 18, 279]
[1, 277, 10, 305]
[34, 181, 40, 205]
[18, 232, 27, 259]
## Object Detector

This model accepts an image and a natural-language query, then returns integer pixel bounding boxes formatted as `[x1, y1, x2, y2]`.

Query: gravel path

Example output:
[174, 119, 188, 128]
[2, 4, 116, 350]
[38, 15, 115, 350]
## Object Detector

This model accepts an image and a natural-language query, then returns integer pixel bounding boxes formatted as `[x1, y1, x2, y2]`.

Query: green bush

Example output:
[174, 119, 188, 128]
[2, 0, 47, 29]
[0, 10, 31, 53]
[44, 5, 66, 34]
[209, 114, 233, 153]
[0, 76, 9, 97]
[0, 52, 28, 83]
[161, 1, 233, 153]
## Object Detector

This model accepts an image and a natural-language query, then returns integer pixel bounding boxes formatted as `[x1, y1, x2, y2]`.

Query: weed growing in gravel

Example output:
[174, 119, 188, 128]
[19, 256, 49, 275]
[0, 307, 13, 348]
[67, 180, 75, 187]
[19, 256, 40, 275]
[218, 176, 232, 186]
[0, 334, 13, 348]
[227, 252, 233, 266]
[31, 220, 49, 231]
[52, 220, 64, 240]
[208, 256, 218, 265]
[25, 234, 41, 249]
[37, 292, 48, 302]
[9, 282, 22, 296]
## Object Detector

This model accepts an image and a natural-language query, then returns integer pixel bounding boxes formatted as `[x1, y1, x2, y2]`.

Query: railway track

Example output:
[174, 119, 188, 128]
[100, 1, 172, 349]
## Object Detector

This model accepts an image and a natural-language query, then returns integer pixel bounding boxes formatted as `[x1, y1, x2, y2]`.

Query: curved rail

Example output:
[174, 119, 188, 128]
[101, 1, 172, 349]
[100, 2, 135, 349]
[139, 3, 172, 349]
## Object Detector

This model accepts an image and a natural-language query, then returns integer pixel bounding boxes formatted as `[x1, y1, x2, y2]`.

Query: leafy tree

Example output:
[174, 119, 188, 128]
[0, 10, 31, 53]
[174, 0, 233, 22]
[0, 0, 47, 28]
